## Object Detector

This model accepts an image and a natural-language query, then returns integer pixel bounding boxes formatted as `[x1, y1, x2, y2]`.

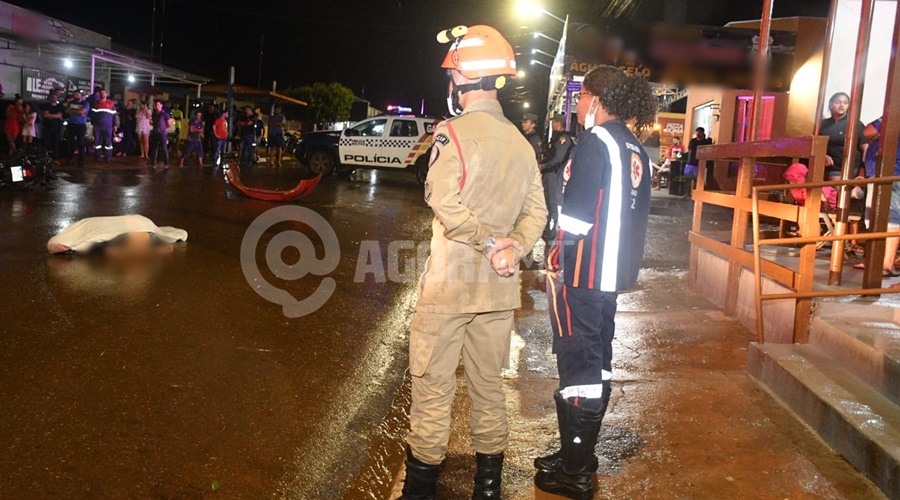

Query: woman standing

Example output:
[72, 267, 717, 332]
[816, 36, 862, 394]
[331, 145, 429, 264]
[136, 101, 152, 159]
[535, 65, 657, 500]
[819, 92, 867, 180]
[21, 103, 37, 144]
[4, 96, 23, 155]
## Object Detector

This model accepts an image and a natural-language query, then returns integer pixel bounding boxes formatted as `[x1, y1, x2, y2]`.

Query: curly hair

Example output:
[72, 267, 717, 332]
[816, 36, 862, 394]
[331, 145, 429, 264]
[583, 65, 657, 131]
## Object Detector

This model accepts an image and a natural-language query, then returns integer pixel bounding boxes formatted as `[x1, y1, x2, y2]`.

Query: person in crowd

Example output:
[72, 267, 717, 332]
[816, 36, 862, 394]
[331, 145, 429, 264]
[41, 89, 65, 161]
[267, 106, 286, 167]
[21, 103, 37, 144]
[236, 106, 257, 167]
[213, 109, 229, 167]
[203, 103, 216, 159]
[854, 117, 900, 277]
[654, 136, 685, 191]
[180, 110, 205, 168]
[5, 95, 24, 155]
[522, 112, 543, 161]
[136, 101, 152, 160]
[539, 115, 574, 242]
[148, 100, 172, 169]
[118, 100, 137, 157]
[535, 65, 656, 500]
[92, 89, 117, 162]
[65, 91, 90, 167]
[684, 127, 713, 198]
[399, 24, 546, 499]
[87, 86, 102, 157]
[820, 92, 867, 181]
[170, 102, 184, 152]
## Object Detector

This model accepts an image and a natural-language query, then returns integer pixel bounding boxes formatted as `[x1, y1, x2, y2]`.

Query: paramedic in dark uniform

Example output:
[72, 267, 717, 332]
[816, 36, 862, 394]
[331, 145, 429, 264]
[540, 115, 574, 242]
[534, 65, 657, 500]
[522, 113, 543, 161]
[400, 25, 547, 500]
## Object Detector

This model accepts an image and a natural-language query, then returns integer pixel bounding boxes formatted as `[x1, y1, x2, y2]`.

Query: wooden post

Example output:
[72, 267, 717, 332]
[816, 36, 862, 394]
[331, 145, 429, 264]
[829, 0, 875, 285]
[863, 0, 900, 290]
[725, 157, 755, 315]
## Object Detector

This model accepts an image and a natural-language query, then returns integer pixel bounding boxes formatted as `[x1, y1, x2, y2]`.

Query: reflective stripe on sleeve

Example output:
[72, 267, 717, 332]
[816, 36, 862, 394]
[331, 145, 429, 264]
[558, 212, 593, 236]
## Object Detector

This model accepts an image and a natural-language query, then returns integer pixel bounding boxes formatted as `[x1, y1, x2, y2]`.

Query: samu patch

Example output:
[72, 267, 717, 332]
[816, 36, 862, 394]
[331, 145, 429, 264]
[630, 152, 644, 189]
[434, 133, 450, 147]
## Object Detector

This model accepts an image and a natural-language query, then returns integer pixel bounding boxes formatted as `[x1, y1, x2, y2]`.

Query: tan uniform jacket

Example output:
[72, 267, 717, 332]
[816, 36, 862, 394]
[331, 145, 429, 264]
[416, 99, 547, 314]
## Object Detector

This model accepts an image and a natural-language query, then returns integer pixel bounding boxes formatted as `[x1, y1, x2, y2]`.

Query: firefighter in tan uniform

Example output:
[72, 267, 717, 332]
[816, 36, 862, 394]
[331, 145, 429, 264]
[400, 25, 547, 500]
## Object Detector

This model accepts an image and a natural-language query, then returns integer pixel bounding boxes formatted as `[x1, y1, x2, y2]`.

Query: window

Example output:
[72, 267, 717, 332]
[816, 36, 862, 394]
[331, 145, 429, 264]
[733, 96, 775, 142]
[390, 120, 419, 137]
[347, 119, 387, 137]
[692, 101, 714, 136]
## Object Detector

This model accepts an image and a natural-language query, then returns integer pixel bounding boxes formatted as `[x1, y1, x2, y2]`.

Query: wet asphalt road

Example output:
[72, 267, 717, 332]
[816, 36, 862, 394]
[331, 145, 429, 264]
[0, 163, 437, 498]
[0, 161, 696, 498]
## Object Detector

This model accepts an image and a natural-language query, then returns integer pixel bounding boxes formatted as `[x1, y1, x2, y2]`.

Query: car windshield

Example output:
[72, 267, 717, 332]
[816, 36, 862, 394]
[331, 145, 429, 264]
[348, 119, 387, 137]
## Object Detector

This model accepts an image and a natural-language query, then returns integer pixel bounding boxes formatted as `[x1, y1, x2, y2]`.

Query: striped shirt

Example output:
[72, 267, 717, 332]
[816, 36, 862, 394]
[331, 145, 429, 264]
[556, 119, 651, 292]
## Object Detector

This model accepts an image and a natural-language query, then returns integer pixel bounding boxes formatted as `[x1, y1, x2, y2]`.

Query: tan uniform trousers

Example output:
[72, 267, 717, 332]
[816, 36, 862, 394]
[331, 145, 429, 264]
[407, 309, 514, 465]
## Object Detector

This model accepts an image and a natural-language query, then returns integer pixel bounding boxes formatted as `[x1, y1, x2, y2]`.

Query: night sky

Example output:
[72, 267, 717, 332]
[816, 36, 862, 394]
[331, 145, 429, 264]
[14, 0, 830, 116]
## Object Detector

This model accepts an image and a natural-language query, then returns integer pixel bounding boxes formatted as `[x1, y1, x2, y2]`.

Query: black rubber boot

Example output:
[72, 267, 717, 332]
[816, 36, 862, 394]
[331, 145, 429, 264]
[534, 399, 604, 500]
[400, 446, 439, 500]
[533, 392, 599, 473]
[472, 452, 503, 499]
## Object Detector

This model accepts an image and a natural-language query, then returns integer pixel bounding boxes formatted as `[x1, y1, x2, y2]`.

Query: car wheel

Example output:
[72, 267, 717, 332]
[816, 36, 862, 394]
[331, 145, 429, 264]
[307, 149, 336, 176]
[415, 149, 430, 185]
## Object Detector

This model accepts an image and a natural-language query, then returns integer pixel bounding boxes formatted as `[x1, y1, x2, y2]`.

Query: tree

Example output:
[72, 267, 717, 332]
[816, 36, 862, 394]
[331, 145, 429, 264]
[283, 82, 355, 128]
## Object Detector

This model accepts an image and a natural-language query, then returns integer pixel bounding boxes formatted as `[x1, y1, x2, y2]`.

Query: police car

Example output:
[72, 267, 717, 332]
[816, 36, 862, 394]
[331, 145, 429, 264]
[293, 114, 440, 184]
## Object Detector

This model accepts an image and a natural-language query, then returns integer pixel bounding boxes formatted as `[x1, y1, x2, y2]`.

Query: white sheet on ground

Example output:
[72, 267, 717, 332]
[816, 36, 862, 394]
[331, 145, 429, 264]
[47, 215, 188, 254]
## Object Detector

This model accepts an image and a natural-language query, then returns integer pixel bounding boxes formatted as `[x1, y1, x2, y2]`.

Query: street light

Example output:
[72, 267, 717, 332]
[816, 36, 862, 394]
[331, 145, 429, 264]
[533, 32, 560, 44]
[518, 70, 526, 78]
[63, 58, 73, 69]
[516, 0, 566, 24]
[531, 60, 551, 68]
[532, 48, 554, 59]
[524, 102, 531, 109]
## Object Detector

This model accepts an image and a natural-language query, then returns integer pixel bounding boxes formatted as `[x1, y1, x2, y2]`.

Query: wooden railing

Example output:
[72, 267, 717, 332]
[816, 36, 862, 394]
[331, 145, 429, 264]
[689, 135, 900, 344]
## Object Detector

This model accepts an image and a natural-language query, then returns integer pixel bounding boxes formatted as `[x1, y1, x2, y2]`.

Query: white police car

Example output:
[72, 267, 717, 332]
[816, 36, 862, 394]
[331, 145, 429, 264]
[293, 114, 440, 184]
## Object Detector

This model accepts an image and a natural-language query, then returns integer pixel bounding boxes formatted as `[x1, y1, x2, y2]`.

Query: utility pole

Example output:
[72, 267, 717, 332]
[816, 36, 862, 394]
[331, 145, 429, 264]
[150, 0, 156, 60]
[159, 0, 166, 63]
[257, 35, 264, 89]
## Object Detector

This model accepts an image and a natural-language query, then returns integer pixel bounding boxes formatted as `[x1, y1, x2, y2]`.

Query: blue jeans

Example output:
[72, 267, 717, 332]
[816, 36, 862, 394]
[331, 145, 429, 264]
[214, 139, 228, 166]
[240, 135, 255, 165]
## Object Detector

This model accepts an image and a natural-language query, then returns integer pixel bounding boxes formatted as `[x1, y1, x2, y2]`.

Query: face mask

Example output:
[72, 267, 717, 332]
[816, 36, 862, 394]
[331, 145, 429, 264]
[446, 93, 463, 117]
[446, 77, 464, 117]
[584, 97, 598, 129]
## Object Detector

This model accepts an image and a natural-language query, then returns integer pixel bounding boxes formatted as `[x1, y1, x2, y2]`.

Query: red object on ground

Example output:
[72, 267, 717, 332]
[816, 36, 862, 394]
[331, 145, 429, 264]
[224, 165, 322, 202]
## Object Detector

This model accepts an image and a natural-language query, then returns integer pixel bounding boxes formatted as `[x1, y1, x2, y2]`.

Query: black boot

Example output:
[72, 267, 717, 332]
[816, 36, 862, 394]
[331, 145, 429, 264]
[534, 399, 604, 500]
[401, 446, 439, 500]
[472, 452, 503, 499]
[533, 392, 599, 473]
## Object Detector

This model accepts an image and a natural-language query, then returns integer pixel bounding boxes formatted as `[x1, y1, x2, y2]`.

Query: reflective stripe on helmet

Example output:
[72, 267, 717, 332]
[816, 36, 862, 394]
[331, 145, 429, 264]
[456, 37, 485, 48]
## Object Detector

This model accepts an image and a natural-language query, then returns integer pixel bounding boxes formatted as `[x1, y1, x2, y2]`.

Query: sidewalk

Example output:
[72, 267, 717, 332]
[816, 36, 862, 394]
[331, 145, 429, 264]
[387, 269, 884, 499]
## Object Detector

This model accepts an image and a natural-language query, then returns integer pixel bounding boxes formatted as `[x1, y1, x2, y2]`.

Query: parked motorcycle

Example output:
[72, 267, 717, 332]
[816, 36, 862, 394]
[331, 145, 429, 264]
[1, 143, 56, 189]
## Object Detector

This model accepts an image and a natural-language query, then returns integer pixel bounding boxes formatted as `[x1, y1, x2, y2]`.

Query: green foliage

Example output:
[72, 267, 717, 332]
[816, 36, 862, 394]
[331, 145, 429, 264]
[282, 82, 355, 127]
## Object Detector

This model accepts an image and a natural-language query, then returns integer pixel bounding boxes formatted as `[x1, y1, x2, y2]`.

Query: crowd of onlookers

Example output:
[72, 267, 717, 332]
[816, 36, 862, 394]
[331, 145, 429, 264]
[4, 87, 288, 169]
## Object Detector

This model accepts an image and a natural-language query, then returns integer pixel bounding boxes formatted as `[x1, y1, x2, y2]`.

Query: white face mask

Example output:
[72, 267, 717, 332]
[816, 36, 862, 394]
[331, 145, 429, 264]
[447, 94, 462, 117]
[584, 97, 598, 129]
